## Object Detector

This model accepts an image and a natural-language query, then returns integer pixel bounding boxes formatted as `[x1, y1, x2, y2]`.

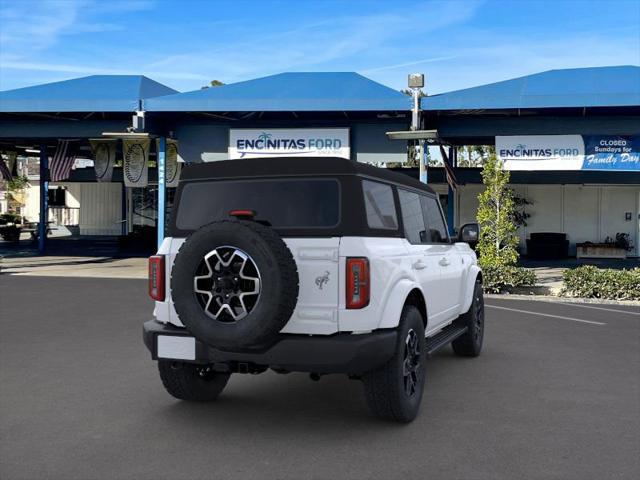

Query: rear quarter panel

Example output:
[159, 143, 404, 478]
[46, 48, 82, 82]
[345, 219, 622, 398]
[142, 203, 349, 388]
[338, 237, 420, 332]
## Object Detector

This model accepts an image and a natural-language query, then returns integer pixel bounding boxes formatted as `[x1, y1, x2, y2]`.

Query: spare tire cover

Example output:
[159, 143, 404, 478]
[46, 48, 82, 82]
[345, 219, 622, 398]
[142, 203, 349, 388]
[171, 220, 299, 350]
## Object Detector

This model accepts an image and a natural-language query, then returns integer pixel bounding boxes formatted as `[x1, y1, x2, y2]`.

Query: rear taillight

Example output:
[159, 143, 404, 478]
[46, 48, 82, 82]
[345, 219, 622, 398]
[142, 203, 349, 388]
[346, 257, 369, 309]
[148, 255, 165, 301]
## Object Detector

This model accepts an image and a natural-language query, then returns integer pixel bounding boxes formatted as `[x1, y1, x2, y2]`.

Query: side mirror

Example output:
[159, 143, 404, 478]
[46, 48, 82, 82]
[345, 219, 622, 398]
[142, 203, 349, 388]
[458, 223, 479, 244]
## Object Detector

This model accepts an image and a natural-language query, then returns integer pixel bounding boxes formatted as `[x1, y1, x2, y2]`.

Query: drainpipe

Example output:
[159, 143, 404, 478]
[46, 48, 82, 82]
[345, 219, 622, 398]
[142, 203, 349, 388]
[38, 145, 48, 254]
[447, 147, 456, 236]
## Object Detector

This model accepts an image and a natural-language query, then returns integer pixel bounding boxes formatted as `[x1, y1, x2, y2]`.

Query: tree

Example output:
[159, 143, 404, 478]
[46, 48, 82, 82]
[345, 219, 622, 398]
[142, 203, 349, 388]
[201, 79, 225, 89]
[457, 145, 495, 167]
[4, 175, 30, 215]
[476, 153, 519, 268]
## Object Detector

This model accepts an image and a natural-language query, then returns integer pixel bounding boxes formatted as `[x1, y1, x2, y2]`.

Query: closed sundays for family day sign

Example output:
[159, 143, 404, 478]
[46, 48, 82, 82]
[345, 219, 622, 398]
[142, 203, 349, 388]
[497, 135, 640, 171]
[229, 128, 350, 159]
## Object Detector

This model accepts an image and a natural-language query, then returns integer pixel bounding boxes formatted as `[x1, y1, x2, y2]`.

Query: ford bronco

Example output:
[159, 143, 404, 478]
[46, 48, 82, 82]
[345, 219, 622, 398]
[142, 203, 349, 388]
[143, 157, 483, 422]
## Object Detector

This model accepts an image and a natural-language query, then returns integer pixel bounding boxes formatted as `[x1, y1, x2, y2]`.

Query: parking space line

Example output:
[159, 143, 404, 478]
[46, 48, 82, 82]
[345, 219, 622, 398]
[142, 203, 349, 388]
[485, 304, 606, 325]
[553, 302, 640, 316]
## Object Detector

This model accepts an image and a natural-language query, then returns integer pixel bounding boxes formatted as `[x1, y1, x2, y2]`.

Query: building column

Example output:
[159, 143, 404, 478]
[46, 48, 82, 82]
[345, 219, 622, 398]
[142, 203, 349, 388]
[38, 144, 48, 254]
[157, 137, 166, 250]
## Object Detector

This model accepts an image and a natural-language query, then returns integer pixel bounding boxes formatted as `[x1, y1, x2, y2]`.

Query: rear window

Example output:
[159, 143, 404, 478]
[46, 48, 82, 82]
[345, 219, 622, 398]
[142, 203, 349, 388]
[175, 178, 340, 230]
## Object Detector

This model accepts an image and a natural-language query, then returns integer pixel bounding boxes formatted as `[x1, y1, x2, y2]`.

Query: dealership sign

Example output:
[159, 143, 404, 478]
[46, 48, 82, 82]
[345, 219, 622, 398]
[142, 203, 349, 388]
[496, 135, 584, 170]
[229, 128, 350, 159]
[582, 136, 640, 171]
[497, 135, 640, 171]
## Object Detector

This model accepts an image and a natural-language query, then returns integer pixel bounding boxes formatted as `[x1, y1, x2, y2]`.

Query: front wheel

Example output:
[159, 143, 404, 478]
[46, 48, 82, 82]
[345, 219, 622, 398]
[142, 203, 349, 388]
[362, 305, 426, 423]
[158, 361, 230, 401]
[452, 279, 484, 357]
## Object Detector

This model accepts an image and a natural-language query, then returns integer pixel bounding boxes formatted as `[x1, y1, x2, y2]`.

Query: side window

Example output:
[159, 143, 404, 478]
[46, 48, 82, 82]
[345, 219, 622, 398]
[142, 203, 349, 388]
[420, 195, 449, 243]
[362, 180, 398, 230]
[398, 189, 427, 244]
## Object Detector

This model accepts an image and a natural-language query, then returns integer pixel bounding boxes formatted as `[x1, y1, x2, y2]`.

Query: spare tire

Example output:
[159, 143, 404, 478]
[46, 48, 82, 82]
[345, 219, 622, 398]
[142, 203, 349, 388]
[171, 220, 299, 350]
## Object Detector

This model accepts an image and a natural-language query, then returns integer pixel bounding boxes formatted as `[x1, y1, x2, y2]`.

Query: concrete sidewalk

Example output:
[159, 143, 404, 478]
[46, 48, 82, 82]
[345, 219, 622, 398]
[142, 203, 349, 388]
[0, 255, 147, 278]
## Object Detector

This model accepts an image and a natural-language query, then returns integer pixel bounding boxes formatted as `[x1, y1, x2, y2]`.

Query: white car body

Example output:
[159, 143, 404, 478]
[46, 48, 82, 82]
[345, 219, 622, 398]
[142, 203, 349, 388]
[154, 235, 480, 339]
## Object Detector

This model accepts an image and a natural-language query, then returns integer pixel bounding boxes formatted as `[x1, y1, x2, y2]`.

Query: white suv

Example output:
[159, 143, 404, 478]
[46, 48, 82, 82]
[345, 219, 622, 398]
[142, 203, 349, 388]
[144, 157, 483, 422]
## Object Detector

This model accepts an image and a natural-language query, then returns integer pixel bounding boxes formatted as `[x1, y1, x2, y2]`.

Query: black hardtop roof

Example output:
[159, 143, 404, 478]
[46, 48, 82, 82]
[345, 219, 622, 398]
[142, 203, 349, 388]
[180, 157, 435, 194]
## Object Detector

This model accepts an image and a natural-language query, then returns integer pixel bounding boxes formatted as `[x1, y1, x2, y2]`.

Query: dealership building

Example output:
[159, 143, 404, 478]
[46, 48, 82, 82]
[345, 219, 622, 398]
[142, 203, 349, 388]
[0, 65, 638, 257]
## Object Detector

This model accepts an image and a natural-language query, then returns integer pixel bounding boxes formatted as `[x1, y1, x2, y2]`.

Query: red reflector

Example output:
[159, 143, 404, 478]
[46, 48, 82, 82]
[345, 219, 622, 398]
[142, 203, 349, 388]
[346, 257, 369, 309]
[148, 255, 165, 301]
[229, 209, 256, 218]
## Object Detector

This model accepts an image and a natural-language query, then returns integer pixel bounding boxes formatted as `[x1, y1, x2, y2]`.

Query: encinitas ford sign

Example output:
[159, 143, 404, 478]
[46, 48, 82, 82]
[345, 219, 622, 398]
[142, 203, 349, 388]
[497, 135, 640, 171]
[497, 135, 585, 170]
[229, 128, 350, 159]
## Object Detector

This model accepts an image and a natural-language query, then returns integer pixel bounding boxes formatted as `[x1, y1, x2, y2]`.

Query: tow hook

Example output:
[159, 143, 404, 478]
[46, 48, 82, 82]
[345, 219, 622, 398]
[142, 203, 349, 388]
[309, 372, 322, 381]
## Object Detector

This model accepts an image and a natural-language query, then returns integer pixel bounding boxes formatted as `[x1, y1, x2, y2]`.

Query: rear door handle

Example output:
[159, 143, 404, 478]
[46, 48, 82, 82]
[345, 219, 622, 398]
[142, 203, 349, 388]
[439, 257, 450, 267]
[412, 260, 427, 270]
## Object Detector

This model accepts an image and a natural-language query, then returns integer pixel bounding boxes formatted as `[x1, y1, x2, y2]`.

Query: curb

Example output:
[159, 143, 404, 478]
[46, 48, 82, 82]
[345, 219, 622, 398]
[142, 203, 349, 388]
[485, 293, 640, 307]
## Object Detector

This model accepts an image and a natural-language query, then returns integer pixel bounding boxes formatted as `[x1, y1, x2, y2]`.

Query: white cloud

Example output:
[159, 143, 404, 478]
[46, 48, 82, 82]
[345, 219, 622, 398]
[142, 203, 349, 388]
[137, 1, 484, 89]
[361, 56, 459, 74]
[0, 0, 153, 57]
[1, 0, 637, 95]
[417, 30, 640, 94]
[0, 60, 209, 81]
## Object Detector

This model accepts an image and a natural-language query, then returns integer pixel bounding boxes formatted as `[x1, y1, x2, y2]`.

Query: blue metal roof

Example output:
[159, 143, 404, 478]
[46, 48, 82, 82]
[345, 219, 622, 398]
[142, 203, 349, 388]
[145, 72, 411, 112]
[0, 75, 178, 113]
[422, 66, 640, 111]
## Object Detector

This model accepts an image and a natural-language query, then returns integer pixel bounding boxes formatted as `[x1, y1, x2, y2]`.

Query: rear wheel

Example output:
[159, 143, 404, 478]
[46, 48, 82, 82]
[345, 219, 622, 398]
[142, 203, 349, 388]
[158, 361, 230, 401]
[362, 305, 426, 423]
[452, 279, 484, 357]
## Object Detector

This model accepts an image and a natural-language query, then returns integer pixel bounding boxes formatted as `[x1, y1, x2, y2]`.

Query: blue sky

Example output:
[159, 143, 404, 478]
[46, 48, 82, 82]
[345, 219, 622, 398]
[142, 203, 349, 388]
[0, 0, 638, 94]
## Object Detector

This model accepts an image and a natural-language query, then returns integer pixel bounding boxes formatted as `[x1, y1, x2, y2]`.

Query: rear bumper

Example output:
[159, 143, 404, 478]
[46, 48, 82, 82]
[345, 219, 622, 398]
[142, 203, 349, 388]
[143, 319, 397, 375]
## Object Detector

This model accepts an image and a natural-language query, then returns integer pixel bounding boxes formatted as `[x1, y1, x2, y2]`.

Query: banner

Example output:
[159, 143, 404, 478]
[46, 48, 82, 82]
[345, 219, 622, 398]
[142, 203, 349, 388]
[0, 151, 17, 180]
[156, 138, 181, 187]
[497, 135, 584, 170]
[122, 138, 149, 187]
[229, 128, 350, 159]
[497, 135, 640, 171]
[90, 139, 116, 182]
[582, 136, 640, 171]
[6, 151, 17, 176]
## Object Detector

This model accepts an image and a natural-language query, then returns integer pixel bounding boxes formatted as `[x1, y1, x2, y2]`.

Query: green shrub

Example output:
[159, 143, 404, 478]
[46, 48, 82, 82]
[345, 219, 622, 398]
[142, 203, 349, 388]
[561, 266, 640, 300]
[481, 265, 537, 293]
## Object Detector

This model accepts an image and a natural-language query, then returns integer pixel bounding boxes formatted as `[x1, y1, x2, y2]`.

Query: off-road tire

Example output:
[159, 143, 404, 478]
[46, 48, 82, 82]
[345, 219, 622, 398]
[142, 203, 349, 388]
[362, 305, 426, 423]
[171, 220, 299, 351]
[158, 361, 230, 401]
[452, 279, 484, 357]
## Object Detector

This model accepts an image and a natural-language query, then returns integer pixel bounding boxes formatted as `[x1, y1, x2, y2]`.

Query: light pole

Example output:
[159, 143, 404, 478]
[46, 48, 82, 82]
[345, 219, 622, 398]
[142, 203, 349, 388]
[408, 73, 426, 183]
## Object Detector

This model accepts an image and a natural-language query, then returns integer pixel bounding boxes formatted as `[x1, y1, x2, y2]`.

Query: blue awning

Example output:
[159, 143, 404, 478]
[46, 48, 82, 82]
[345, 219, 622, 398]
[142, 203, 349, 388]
[422, 66, 640, 111]
[145, 72, 411, 112]
[0, 75, 178, 113]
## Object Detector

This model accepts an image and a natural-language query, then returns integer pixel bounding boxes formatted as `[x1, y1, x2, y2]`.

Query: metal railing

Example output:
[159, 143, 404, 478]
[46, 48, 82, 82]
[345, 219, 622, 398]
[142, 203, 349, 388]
[48, 207, 79, 226]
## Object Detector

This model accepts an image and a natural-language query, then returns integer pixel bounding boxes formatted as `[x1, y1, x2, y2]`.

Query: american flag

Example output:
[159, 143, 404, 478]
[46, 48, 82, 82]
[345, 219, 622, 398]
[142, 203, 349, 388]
[49, 140, 78, 182]
[439, 145, 458, 190]
[0, 157, 12, 181]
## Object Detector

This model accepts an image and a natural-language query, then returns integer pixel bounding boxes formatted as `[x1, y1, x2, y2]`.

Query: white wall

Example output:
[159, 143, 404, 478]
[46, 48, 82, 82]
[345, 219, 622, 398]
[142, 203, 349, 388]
[20, 182, 122, 235]
[600, 187, 639, 251]
[78, 183, 122, 235]
[453, 183, 639, 257]
[23, 181, 40, 222]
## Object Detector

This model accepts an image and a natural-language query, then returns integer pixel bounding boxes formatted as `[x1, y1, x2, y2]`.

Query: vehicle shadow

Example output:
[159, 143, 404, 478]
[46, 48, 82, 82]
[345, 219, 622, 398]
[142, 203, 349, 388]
[151, 351, 461, 433]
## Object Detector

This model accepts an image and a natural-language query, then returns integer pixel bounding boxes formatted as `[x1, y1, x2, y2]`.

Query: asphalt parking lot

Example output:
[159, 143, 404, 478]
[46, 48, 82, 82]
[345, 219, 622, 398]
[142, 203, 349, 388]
[1, 275, 638, 480]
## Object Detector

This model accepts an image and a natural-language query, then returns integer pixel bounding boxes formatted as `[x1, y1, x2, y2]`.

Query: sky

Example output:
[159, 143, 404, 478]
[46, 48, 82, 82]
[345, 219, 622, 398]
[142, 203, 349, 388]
[0, 0, 639, 94]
